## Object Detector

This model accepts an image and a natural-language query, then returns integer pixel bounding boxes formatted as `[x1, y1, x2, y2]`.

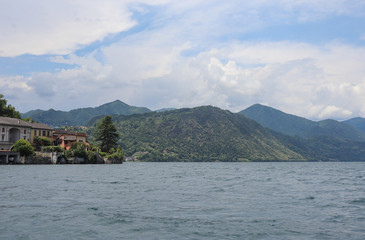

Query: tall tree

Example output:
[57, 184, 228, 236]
[95, 116, 119, 152]
[0, 94, 21, 118]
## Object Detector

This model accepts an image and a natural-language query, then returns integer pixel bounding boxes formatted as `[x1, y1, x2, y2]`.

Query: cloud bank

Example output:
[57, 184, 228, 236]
[1, 0, 365, 120]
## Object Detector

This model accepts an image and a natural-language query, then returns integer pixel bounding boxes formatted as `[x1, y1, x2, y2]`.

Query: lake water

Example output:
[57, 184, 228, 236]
[1, 162, 365, 240]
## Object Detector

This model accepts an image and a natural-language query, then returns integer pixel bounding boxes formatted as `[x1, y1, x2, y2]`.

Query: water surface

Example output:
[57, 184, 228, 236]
[1, 162, 365, 239]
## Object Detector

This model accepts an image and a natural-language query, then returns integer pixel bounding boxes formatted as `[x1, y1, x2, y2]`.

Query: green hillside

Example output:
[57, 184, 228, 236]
[343, 117, 365, 133]
[22, 100, 151, 127]
[240, 104, 365, 141]
[87, 106, 305, 162]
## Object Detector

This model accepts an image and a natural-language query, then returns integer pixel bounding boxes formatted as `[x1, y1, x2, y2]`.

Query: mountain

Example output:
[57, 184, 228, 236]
[87, 106, 306, 162]
[86, 106, 365, 162]
[240, 104, 365, 141]
[22, 100, 151, 127]
[343, 117, 365, 133]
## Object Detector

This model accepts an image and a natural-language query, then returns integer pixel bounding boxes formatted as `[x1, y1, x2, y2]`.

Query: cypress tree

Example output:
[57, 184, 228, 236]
[95, 116, 119, 152]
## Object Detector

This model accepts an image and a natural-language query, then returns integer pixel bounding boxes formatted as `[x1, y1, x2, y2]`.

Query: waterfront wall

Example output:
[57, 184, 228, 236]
[0, 151, 122, 164]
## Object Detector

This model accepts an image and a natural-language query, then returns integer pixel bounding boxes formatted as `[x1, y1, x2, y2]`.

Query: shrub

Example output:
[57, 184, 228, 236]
[43, 146, 64, 152]
[86, 151, 97, 163]
[12, 139, 34, 156]
[106, 146, 124, 161]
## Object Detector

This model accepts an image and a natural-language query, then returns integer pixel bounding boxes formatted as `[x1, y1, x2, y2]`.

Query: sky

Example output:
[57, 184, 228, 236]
[1, 0, 365, 120]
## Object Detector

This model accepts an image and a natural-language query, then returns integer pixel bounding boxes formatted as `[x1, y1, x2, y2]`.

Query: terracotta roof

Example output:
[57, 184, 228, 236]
[0, 117, 32, 128]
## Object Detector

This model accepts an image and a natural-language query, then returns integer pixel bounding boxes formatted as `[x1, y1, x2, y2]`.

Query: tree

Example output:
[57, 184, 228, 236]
[34, 136, 52, 151]
[95, 116, 119, 152]
[12, 139, 34, 156]
[0, 94, 21, 118]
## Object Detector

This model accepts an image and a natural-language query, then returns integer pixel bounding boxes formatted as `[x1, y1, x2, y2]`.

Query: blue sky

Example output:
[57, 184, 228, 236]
[1, 0, 365, 120]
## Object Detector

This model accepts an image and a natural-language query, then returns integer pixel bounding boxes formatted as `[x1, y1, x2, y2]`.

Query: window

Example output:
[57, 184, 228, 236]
[47, 131, 50, 137]
[39, 130, 41, 136]
[2, 128, 4, 132]
[24, 136, 26, 140]
[24, 130, 26, 134]
[1, 135, 4, 141]
[42, 130, 46, 136]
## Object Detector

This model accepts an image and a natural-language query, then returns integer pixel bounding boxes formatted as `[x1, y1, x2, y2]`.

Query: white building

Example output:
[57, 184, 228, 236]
[0, 117, 32, 150]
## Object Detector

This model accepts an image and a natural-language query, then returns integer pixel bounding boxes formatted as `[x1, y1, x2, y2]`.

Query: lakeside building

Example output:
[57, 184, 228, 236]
[52, 130, 88, 150]
[1, 117, 88, 152]
[30, 122, 54, 145]
[0, 117, 32, 150]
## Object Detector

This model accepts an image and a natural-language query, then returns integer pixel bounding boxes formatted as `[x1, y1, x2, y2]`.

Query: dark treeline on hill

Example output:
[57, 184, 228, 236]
[21, 100, 151, 127]
[86, 106, 365, 162]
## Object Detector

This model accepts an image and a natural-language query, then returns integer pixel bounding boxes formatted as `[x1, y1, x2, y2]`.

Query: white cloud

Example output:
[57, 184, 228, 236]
[1, 0, 363, 57]
[2, 0, 365, 120]
[310, 105, 353, 120]
[0, 0, 169, 57]
[5, 39, 365, 119]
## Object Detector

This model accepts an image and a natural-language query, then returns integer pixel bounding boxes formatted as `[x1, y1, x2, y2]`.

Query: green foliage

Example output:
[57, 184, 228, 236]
[274, 132, 365, 162]
[81, 105, 365, 162]
[0, 94, 21, 119]
[94, 116, 119, 152]
[12, 139, 34, 156]
[86, 151, 97, 163]
[67, 142, 87, 158]
[106, 151, 124, 161]
[22, 117, 33, 122]
[87, 106, 305, 162]
[34, 136, 52, 150]
[21, 100, 151, 127]
[43, 146, 64, 152]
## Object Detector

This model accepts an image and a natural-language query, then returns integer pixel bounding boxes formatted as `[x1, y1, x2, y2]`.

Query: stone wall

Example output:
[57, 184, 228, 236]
[1, 151, 123, 164]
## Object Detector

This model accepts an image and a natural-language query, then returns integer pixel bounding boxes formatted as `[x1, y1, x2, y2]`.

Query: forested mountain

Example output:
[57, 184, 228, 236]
[86, 106, 365, 162]
[22, 100, 151, 127]
[87, 106, 305, 162]
[20, 99, 365, 162]
[240, 104, 365, 141]
[343, 117, 365, 133]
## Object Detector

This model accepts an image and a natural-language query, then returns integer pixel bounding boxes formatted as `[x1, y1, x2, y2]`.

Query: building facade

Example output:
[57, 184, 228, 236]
[52, 130, 88, 150]
[30, 122, 54, 145]
[0, 117, 32, 150]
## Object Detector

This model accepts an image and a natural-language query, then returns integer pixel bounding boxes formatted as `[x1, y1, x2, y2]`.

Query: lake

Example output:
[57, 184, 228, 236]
[1, 162, 365, 239]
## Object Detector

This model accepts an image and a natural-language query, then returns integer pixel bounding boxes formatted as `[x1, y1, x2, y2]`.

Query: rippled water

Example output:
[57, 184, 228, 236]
[1, 162, 365, 239]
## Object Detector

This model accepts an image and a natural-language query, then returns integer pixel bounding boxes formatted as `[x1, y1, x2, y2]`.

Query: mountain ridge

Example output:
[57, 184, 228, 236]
[343, 117, 365, 133]
[85, 105, 365, 162]
[240, 104, 365, 141]
[86, 106, 306, 162]
[22, 100, 152, 127]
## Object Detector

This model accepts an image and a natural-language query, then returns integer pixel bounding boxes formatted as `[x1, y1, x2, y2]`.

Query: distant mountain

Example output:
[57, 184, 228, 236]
[22, 100, 151, 127]
[343, 117, 365, 133]
[87, 106, 305, 162]
[240, 104, 365, 141]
